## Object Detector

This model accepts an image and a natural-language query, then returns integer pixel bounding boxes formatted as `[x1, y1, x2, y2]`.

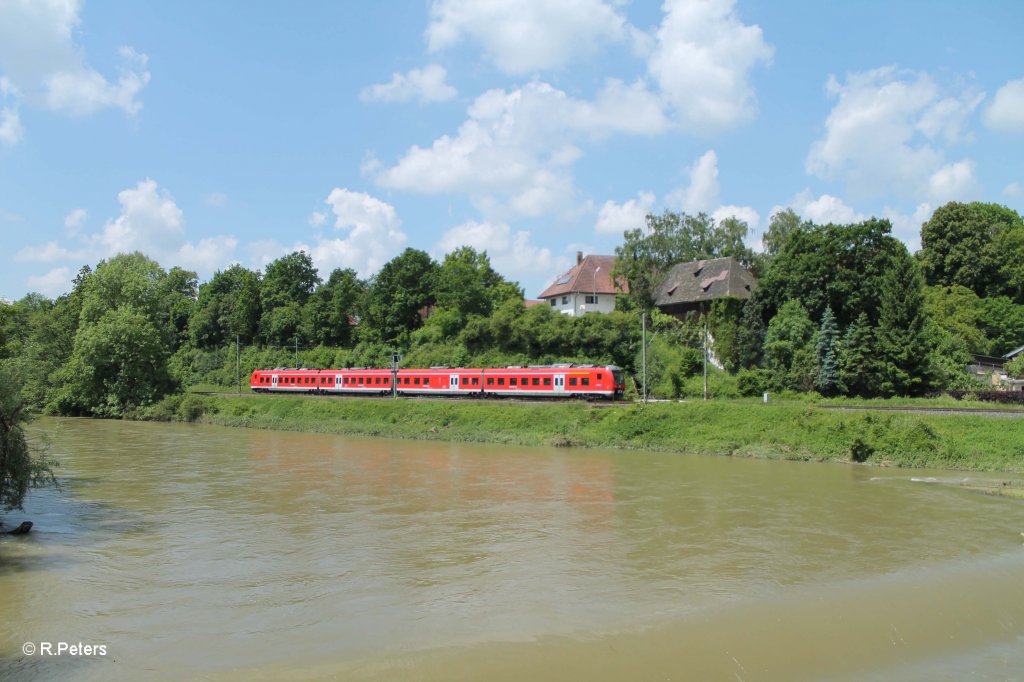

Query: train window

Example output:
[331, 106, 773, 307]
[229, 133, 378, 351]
[510, 378, 517, 386]
[597, 373, 603, 381]
[532, 378, 540, 386]
[569, 378, 577, 387]
[544, 378, 551, 386]
[384, 378, 389, 385]
[497, 378, 505, 386]
[414, 377, 421, 385]
[487, 378, 494, 386]
[582, 377, 590, 386]
[472, 378, 479, 385]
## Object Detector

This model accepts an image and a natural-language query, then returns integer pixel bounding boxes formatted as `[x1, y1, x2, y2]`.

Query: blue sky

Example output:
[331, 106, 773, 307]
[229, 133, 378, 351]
[2, 0, 1022, 301]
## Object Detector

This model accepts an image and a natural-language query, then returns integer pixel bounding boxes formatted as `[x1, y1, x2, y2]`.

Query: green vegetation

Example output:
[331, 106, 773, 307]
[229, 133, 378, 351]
[0, 369, 55, 510]
[142, 393, 1024, 473]
[0, 200, 1021, 450]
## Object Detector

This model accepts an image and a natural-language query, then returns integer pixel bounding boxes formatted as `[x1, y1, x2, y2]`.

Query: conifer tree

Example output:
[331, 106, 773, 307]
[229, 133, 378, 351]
[875, 253, 935, 396]
[836, 312, 880, 397]
[814, 306, 840, 396]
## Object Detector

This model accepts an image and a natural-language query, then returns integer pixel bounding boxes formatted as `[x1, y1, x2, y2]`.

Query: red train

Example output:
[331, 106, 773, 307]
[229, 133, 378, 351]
[250, 364, 625, 400]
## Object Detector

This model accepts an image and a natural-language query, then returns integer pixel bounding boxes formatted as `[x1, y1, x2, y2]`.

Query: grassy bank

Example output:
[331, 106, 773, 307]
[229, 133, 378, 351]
[144, 393, 1024, 473]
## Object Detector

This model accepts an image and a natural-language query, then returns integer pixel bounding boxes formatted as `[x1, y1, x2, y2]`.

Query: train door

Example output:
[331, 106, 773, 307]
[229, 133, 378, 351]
[450, 375, 459, 392]
[553, 375, 565, 393]
[272, 375, 278, 388]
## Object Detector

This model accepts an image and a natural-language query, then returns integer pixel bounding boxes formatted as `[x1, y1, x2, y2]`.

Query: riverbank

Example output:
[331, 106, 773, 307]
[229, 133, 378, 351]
[143, 393, 1024, 473]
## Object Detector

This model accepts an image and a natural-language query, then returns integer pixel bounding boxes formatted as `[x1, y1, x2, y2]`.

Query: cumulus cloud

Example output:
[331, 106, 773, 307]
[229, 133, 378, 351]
[648, 0, 773, 134]
[360, 63, 457, 103]
[881, 203, 933, 249]
[787, 190, 865, 226]
[983, 79, 1024, 134]
[0, 1, 150, 127]
[666, 150, 720, 213]
[63, 207, 87, 231]
[26, 266, 72, 298]
[436, 220, 565, 282]
[595, 191, 655, 234]
[806, 67, 982, 202]
[376, 80, 666, 219]
[0, 105, 23, 145]
[298, 188, 407, 277]
[17, 179, 237, 281]
[426, 0, 632, 74]
[712, 204, 760, 232]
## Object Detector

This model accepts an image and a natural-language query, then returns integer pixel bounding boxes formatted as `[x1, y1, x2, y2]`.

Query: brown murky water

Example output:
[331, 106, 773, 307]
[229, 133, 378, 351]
[2, 417, 1023, 681]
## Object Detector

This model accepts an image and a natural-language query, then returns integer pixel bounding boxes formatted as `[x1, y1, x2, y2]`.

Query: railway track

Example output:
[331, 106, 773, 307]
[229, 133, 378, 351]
[818, 404, 1024, 418]
[196, 391, 623, 407]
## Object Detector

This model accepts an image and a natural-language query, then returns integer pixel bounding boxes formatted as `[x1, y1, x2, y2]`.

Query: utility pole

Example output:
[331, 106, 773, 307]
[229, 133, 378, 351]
[703, 310, 708, 401]
[294, 337, 299, 368]
[236, 335, 241, 395]
[641, 310, 647, 403]
[391, 352, 401, 399]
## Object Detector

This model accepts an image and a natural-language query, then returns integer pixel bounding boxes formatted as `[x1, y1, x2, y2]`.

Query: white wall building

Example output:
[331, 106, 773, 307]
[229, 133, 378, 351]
[537, 253, 627, 316]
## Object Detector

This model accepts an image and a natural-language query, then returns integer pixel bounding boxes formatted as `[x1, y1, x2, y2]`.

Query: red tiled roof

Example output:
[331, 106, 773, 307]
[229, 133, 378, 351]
[537, 254, 628, 299]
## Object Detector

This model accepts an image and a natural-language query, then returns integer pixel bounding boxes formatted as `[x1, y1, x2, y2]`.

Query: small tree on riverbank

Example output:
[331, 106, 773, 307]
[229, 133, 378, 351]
[0, 370, 55, 510]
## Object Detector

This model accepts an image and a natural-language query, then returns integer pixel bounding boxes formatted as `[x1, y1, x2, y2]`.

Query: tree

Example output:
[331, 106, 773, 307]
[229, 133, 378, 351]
[52, 306, 174, 416]
[360, 248, 437, 344]
[259, 252, 321, 347]
[305, 268, 364, 347]
[918, 201, 1024, 301]
[0, 371, 55, 510]
[434, 247, 522, 318]
[837, 313, 881, 397]
[977, 296, 1024, 356]
[189, 264, 261, 348]
[754, 218, 904, 328]
[875, 252, 935, 396]
[814, 306, 840, 396]
[763, 299, 815, 391]
[762, 208, 803, 257]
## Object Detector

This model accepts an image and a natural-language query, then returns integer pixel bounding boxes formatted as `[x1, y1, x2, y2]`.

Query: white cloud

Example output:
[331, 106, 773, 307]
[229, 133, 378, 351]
[377, 80, 665, 219]
[95, 179, 185, 256]
[595, 191, 655, 234]
[647, 0, 773, 134]
[360, 63, 457, 103]
[927, 159, 980, 203]
[0, 105, 22, 144]
[712, 204, 760, 232]
[789, 189, 865, 225]
[667, 150, 719, 213]
[301, 188, 407, 276]
[1004, 181, 1024, 198]
[308, 211, 327, 227]
[64, 207, 87, 231]
[983, 78, 1024, 134]
[881, 203, 933, 250]
[174, 236, 239, 275]
[0, 2, 150, 123]
[436, 220, 564, 282]
[426, 0, 632, 74]
[26, 266, 71, 298]
[806, 67, 982, 202]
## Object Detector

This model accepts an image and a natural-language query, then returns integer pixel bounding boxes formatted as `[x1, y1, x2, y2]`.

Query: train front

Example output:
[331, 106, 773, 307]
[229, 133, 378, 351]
[608, 365, 625, 399]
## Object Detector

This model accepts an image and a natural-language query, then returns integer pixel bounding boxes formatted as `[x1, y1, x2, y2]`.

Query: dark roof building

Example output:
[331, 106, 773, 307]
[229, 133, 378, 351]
[654, 256, 756, 317]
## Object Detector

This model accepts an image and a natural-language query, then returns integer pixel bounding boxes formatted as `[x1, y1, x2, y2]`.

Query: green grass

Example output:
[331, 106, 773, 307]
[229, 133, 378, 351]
[140, 393, 1024, 473]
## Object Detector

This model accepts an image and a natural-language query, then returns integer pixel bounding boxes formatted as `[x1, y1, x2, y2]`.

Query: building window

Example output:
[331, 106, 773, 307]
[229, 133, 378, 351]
[561, 296, 569, 304]
[585, 295, 597, 304]
[550, 298, 556, 307]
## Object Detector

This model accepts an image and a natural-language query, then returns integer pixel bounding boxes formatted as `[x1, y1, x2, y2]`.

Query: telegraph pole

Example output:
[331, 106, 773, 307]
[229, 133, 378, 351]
[236, 334, 241, 395]
[641, 311, 647, 403]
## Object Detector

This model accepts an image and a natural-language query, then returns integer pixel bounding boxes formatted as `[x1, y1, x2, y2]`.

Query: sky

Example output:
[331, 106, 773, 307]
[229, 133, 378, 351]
[1, 0, 1023, 302]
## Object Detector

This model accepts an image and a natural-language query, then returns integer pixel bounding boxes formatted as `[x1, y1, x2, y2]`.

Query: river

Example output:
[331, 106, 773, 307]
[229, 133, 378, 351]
[2, 417, 1023, 681]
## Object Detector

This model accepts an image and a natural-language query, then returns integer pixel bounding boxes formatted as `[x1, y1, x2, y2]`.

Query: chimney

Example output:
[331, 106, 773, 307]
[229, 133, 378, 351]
[577, 251, 583, 265]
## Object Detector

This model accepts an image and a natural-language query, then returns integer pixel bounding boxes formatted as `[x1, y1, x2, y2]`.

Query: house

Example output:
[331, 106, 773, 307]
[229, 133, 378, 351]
[653, 256, 756, 319]
[537, 252, 628, 316]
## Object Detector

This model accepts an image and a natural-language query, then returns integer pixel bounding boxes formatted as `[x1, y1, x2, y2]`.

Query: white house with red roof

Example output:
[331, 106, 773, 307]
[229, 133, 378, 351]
[537, 252, 628, 316]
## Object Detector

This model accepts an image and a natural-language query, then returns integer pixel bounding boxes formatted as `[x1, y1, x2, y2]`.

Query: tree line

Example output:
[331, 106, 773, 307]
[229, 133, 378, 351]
[0, 201, 1022, 421]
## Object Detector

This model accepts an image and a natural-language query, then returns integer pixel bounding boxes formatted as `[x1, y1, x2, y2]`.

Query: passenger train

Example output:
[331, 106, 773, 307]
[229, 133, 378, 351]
[250, 364, 625, 400]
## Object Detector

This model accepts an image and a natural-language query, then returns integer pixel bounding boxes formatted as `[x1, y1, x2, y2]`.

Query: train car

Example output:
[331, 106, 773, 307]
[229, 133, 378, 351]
[329, 368, 394, 396]
[250, 368, 323, 393]
[480, 365, 623, 399]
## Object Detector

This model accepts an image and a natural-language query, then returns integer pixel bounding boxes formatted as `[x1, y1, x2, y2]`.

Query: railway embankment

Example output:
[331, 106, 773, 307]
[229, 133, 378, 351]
[141, 392, 1024, 473]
